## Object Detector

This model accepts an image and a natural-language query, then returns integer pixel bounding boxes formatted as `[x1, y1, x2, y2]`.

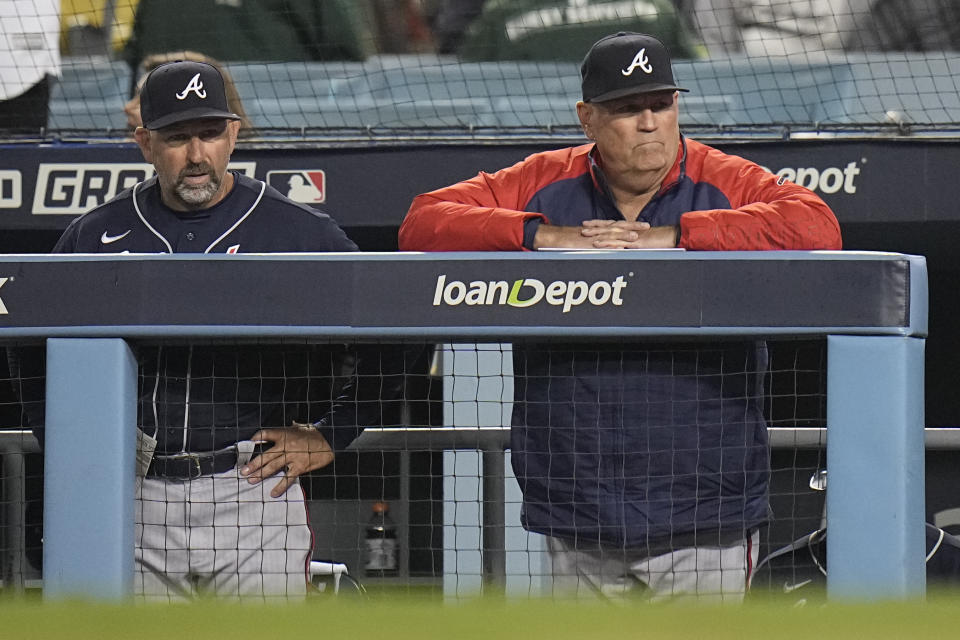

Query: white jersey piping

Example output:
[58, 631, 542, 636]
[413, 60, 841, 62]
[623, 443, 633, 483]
[131, 181, 173, 253]
[133, 177, 266, 452]
[204, 179, 265, 253]
[151, 346, 161, 439]
[181, 344, 193, 453]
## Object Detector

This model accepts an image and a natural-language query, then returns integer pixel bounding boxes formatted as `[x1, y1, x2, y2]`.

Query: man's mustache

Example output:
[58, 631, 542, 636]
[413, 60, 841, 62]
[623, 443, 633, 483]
[177, 164, 216, 183]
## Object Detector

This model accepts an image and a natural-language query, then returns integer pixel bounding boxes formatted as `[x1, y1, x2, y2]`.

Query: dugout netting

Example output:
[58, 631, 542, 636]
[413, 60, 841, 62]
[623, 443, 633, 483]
[0, 337, 830, 598]
[4, 1, 960, 141]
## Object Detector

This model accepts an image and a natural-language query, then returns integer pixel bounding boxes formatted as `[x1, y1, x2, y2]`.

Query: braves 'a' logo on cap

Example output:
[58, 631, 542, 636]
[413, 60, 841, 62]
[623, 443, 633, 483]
[621, 48, 653, 76]
[267, 170, 326, 203]
[176, 73, 207, 100]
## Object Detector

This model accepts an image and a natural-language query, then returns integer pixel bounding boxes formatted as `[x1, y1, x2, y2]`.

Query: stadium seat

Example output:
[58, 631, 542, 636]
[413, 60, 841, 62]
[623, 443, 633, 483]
[49, 58, 131, 133]
[44, 52, 960, 135]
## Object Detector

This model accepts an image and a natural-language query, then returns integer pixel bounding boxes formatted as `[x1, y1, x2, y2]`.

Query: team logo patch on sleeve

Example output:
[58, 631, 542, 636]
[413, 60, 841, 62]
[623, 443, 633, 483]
[266, 170, 326, 203]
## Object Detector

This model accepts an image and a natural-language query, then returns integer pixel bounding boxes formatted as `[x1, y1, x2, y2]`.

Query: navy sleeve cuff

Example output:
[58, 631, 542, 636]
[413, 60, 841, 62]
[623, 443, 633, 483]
[314, 422, 361, 455]
[523, 218, 541, 250]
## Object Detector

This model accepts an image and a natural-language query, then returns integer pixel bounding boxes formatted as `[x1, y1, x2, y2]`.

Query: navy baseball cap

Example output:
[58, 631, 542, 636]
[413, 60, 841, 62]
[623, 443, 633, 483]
[581, 32, 688, 103]
[139, 60, 241, 130]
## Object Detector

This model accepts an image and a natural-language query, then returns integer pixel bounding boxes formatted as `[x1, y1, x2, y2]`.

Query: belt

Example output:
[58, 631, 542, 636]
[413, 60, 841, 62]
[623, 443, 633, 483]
[146, 447, 241, 480]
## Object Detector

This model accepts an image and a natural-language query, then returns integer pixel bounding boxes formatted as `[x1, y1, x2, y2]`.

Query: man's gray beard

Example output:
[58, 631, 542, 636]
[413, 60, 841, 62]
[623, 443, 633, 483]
[175, 175, 220, 207]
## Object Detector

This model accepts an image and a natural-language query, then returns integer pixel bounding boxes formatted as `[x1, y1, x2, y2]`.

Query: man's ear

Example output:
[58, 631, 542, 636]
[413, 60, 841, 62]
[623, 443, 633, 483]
[227, 119, 241, 152]
[133, 127, 153, 163]
[576, 101, 594, 140]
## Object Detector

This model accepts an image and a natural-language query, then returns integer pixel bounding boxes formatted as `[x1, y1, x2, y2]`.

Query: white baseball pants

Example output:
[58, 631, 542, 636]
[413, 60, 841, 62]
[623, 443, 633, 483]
[546, 529, 760, 603]
[134, 446, 312, 602]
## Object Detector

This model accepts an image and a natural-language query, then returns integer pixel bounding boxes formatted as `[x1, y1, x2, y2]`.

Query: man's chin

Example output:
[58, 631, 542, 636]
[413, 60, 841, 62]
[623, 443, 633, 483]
[630, 150, 669, 170]
[628, 161, 667, 175]
[176, 185, 219, 207]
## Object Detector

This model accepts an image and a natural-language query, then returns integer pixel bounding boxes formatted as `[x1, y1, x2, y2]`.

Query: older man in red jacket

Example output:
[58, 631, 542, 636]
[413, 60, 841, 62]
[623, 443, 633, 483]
[400, 32, 841, 602]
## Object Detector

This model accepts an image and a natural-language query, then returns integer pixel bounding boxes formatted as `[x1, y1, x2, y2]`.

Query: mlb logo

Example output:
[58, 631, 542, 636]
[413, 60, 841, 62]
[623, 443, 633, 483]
[267, 170, 326, 204]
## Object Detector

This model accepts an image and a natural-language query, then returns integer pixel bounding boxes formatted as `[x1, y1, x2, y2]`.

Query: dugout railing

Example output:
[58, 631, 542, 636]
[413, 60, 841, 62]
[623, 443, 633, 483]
[0, 251, 928, 601]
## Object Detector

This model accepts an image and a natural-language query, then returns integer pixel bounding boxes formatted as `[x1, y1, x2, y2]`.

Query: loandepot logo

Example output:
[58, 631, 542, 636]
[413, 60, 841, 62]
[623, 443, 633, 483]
[433, 274, 628, 313]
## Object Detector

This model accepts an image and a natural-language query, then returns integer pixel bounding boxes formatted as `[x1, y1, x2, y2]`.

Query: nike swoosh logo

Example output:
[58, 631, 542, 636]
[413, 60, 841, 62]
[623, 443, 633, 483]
[783, 579, 813, 593]
[101, 230, 132, 244]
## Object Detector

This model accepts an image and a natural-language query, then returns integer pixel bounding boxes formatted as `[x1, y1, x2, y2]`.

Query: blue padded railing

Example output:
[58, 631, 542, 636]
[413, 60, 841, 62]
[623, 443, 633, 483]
[0, 251, 928, 601]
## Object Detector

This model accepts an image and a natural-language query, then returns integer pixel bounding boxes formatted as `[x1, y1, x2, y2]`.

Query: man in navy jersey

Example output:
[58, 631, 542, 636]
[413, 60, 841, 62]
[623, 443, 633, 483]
[51, 60, 378, 600]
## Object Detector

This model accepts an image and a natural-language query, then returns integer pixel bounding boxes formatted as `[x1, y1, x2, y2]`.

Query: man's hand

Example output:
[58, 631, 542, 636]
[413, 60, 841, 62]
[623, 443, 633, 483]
[533, 223, 609, 249]
[533, 220, 677, 249]
[241, 423, 335, 497]
[581, 220, 678, 249]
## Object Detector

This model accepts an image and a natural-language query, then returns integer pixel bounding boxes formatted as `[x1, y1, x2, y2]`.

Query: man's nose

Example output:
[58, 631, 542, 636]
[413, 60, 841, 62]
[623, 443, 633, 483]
[185, 136, 205, 162]
[635, 109, 657, 131]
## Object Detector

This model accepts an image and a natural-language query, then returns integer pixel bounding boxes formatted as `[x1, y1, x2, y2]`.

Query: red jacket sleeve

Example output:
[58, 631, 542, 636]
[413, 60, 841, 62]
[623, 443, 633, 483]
[678, 141, 842, 251]
[398, 147, 589, 251]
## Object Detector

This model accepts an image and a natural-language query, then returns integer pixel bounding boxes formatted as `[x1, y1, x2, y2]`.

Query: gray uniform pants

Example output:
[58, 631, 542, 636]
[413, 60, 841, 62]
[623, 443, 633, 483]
[547, 529, 760, 603]
[134, 446, 312, 601]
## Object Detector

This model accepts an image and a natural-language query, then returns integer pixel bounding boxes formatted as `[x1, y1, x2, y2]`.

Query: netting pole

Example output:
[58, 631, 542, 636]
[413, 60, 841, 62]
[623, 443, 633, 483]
[826, 335, 926, 600]
[0, 443, 29, 590]
[482, 448, 506, 593]
[43, 338, 136, 600]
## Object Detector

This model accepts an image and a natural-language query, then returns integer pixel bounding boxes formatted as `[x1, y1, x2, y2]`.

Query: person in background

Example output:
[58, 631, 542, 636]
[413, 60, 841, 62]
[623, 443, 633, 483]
[0, 0, 61, 132]
[362, 0, 436, 53]
[59, 0, 139, 58]
[456, 0, 702, 61]
[399, 31, 841, 602]
[428, 0, 488, 54]
[840, 0, 960, 52]
[686, 0, 960, 58]
[124, 0, 371, 72]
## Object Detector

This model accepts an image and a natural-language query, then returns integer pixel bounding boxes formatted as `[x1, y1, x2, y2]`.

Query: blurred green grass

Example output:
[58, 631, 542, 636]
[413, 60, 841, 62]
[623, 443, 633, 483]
[2, 593, 960, 640]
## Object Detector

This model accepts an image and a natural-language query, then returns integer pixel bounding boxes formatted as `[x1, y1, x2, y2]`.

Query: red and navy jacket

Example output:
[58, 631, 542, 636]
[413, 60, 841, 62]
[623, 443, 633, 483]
[399, 137, 842, 550]
[400, 137, 841, 252]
